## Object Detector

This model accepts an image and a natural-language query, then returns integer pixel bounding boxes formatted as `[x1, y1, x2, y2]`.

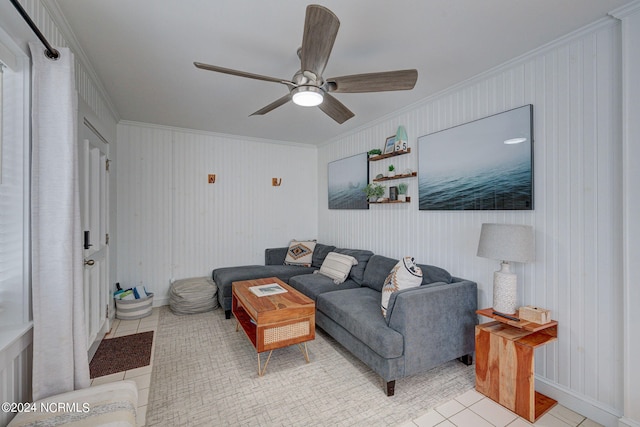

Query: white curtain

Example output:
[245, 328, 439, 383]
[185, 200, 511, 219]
[29, 43, 90, 401]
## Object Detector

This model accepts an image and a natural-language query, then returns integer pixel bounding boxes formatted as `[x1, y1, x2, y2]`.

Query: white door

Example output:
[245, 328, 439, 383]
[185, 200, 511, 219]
[78, 118, 110, 349]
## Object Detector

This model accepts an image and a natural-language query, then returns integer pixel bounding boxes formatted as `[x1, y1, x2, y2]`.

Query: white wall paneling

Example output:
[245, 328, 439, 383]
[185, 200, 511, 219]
[318, 19, 624, 426]
[117, 123, 318, 305]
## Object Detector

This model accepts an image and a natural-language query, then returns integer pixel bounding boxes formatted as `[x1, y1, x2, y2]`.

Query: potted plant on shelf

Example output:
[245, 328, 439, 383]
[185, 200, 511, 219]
[368, 148, 382, 158]
[363, 183, 386, 202]
[397, 182, 408, 202]
[388, 164, 395, 177]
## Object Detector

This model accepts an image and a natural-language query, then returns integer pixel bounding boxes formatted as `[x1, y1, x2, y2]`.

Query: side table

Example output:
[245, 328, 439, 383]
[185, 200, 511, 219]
[475, 308, 558, 423]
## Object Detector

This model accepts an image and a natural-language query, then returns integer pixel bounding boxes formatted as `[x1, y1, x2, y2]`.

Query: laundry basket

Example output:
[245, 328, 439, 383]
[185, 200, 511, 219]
[115, 293, 154, 320]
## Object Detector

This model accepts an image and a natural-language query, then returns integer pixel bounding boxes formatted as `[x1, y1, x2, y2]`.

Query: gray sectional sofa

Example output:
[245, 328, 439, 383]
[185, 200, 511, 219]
[212, 243, 477, 396]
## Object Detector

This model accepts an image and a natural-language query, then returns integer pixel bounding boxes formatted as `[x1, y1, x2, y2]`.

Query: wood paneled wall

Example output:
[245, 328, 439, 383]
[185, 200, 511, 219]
[318, 19, 623, 421]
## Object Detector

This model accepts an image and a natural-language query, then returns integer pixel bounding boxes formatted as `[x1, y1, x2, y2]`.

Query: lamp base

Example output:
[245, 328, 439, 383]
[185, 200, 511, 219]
[493, 262, 517, 314]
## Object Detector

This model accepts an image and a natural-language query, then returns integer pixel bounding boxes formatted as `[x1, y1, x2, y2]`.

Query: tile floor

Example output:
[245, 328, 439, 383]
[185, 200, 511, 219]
[91, 308, 602, 427]
[90, 307, 160, 427]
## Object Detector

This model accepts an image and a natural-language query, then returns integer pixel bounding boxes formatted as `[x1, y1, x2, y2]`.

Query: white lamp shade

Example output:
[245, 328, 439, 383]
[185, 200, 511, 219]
[477, 223, 534, 263]
[291, 86, 323, 107]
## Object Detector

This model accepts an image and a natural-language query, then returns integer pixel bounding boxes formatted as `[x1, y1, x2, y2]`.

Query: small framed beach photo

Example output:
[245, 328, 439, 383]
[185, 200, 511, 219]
[383, 135, 396, 154]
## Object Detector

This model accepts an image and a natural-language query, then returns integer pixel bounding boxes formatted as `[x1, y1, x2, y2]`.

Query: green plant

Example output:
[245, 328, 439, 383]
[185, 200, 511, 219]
[388, 164, 395, 172]
[363, 183, 385, 199]
[397, 182, 408, 194]
[368, 149, 382, 156]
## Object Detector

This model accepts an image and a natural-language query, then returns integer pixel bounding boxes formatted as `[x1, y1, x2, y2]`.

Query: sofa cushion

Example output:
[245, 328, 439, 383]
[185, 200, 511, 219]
[417, 263, 453, 285]
[312, 244, 337, 268]
[334, 248, 374, 285]
[289, 273, 360, 301]
[362, 255, 399, 292]
[316, 287, 404, 359]
[212, 265, 316, 298]
[284, 239, 317, 267]
[317, 252, 358, 284]
[381, 257, 423, 317]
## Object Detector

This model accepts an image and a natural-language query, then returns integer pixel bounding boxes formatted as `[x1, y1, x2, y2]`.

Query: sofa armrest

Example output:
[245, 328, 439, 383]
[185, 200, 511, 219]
[265, 247, 288, 265]
[387, 280, 478, 376]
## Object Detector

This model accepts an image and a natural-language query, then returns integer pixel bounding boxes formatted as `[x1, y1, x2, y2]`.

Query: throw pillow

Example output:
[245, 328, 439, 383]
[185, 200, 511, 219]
[284, 239, 317, 267]
[316, 252, 358, 284]
[381, 257, 423, 318]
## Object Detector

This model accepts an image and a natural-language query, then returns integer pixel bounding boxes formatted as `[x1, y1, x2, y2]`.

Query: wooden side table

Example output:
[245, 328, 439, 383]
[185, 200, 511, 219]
[475, 308, 558, 423]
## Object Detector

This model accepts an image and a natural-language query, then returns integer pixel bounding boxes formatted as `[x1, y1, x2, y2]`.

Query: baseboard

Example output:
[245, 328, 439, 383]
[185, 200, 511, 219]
[536, 377, 622, 427]
[618, 417, 640, 427]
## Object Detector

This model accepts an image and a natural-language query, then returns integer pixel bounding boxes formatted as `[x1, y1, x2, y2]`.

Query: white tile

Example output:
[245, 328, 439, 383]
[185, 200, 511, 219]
[435, 421, 456, 427]
[577, 420, 603, 427]
[116, 321, 141, 332]
[533, 413, 572, 427]
[507, 419, 534, 427]
[130, 373, 151, 390]
[470, 397, 519, 426]
[136, 325, 157, 333]
[548, 405, 585, 426]
[90, 372, 125, 385]
[136, 404, 147, 426]
[455, 389, 485, 407]
[124, 365, 152, 378]
[395, 420, 418, 427]
[113, 329, 138, 338]
[137, 387, 149, 407]
[449, 408, 494, 427]
[413, 409, 446, 427]
[435, 399, 466, 418]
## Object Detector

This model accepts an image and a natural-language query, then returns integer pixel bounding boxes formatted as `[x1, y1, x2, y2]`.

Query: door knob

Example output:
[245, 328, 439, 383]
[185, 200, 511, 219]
[84, 259, 95, 266]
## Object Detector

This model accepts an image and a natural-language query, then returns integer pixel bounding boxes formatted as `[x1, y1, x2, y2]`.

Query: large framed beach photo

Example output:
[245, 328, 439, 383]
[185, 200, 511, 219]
[418, 105, 533, 210]
[328, 153, 369, 210]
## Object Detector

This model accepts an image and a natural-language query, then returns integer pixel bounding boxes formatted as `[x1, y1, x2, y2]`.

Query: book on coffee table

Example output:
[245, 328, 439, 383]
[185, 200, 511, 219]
[249, 283, 288, 297]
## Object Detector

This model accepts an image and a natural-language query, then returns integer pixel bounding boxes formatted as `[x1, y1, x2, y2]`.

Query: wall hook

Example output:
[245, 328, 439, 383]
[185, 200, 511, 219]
[272, 178, 282, 186]
[208, 174, 216, 184]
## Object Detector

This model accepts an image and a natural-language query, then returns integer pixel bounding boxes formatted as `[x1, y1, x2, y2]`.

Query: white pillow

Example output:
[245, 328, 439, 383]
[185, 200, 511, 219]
[284, 239, 316, 267]
[316, 252, 358, 284]
[381, 257, 423, 318]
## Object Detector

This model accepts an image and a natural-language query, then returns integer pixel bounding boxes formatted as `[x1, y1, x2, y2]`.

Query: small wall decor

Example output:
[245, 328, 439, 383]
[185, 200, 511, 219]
[383, 135, 396, 154]
[328, 153, 369, 209]
[418, 104, 533, 210]
[272, 178, 282, 186]
[208, 174, 216, 184]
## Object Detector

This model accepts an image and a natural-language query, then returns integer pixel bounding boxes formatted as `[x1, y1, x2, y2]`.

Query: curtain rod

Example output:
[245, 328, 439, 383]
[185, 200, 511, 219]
[9, 0, 60, 60]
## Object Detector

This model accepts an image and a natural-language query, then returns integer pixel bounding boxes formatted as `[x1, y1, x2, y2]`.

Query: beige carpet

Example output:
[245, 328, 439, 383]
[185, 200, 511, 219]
[146, 306, 474, 426]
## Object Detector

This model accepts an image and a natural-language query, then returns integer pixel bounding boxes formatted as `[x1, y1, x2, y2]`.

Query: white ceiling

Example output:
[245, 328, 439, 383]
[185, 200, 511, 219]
[17, 1, 637, 144]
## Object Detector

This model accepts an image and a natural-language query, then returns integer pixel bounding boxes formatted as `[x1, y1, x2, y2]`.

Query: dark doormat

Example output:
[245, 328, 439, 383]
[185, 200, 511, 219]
[90, 331, 154, 378]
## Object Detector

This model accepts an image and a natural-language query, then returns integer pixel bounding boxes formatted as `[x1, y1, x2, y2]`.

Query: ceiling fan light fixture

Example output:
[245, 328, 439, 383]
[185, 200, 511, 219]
[292, 86, 324, 107]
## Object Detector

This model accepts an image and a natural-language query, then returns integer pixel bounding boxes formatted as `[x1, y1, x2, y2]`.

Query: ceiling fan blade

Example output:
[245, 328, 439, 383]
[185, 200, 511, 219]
[318, 93, 354, 124]
[326, 69, 418, 93]
[250, 94, 292, 116]
[300, 5, 340, 78]
[194, 62, 291, 85]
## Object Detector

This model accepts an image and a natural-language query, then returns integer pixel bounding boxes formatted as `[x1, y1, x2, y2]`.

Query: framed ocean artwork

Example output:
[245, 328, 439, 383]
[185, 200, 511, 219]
[328, 153, 369, 210]
[418, 105, 533, 210]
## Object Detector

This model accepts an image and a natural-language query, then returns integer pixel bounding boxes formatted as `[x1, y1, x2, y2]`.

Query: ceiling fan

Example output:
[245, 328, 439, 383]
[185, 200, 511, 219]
[194, 4, 418, 124]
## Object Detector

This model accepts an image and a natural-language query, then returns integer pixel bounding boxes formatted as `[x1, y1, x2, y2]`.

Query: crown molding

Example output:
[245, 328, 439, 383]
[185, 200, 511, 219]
[45, 1, 120, 123]
[610, 0, 640, 19]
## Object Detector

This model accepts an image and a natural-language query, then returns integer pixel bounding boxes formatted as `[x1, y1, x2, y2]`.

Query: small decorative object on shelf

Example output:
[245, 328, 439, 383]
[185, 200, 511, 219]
[389, 186, 398, 201]
[397, 183, 408, 202]
[388, 164, 395, 177]
[395, 125, 408, 152]
[518, 305, 551, 324]
[383, 135, 397, 154]
[368, 148, 382, 157]
[363, 183, 386, 202]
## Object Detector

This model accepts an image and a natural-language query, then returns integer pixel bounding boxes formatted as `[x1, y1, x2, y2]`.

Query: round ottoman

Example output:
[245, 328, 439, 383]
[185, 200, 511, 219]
[169, 277, 218, 315]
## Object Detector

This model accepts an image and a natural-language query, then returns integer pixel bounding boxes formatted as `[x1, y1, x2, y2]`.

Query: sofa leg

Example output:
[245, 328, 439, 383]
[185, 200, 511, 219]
[385, 380, 396, 396]
[458, 354, 473, 366]
[225, 309, 231, 320]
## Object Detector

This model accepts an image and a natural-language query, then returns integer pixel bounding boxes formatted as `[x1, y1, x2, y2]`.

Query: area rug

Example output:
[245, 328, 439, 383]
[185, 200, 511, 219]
[89, 331, 154, 378]
[146, 307, 474, 426]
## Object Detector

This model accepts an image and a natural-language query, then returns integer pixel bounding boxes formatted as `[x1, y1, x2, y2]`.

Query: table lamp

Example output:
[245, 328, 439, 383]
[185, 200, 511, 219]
[477, 223, 534, 314]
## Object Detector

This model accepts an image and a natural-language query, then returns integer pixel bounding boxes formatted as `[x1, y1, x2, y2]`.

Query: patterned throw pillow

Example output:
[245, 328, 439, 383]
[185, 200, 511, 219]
[284, 240, 317, 267]
[381, 257, 423, 318]
[316, 252, 358, 284]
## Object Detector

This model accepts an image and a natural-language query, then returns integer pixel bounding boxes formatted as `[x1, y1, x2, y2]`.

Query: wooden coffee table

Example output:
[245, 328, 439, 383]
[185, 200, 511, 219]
[232, 277, 315, 376]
